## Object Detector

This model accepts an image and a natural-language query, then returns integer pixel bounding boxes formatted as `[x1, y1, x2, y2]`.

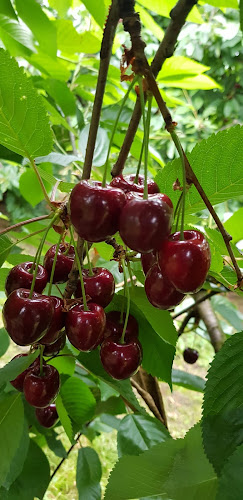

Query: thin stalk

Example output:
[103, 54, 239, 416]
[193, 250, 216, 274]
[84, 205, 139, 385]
[138, 77, 148, 200]
[47, 232, 63, 296]
[29, 159, 53, 209]
[127, 260, 135, 288]
[102, 76, 139, 187]
[6, 228, 47, 255]
[120, 259, 131, 344]
[84, 241, 94, 276]
[70, 227, 88, 311]
[170, 131, 186, 240]
[39, 345, 44, 376]
[0, 214, 51, 237]
[134, 137, 145, 183]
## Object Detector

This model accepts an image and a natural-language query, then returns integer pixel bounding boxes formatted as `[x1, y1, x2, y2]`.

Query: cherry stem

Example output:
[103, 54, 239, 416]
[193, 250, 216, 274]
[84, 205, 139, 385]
[120, 259, 131, 344]
[127, 260, 135, 288]
[48, 232, 63, 296]
[70, 227, 88, 311]
[39, 345, 44, 377]
[29, 158, 53, 209]
[102, 75, 139, 187]
[0, 214, 51, 237]
[134, 137, 145, 184]
[170, 130, 186, 240]
[138, 77, 149, 200]
[84, 241, 94, 276]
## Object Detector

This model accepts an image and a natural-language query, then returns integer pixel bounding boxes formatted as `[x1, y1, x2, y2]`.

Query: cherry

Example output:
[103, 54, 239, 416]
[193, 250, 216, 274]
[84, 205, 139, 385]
[100, 337, 142, 380]
[10, 354, 42, 392]
[23, 364, 60, 408]
[39, 296, 65, 345]
[2, 288, 54, 346]
[74, 268, 115, 308]
[5, 262, 48, 296]
[110, 174, 159, 194]
[43, 334, 66, 357]
[183, 348, 199, 364]
[145, 264, 184, 310]
[35, 404, 59, 428]
[104, 311, 139, 342]
[158, 230, 211, 293]
[66, 302, 106, 351]
[69, 180, 126, 242]
[141, 251, 157, 275]
[43, 244, 75, 283]
[119, 192, 173, 253]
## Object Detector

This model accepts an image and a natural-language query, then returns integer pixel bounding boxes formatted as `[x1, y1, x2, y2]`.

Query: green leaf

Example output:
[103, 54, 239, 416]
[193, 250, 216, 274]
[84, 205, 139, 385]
[28, 51, 70, 81]
[0, 0, 18, 20]
[49, 347, 75, 376]
[45, 430, 67, 459]
[35, 152, 82, 167]
[19, 164, 52, 206]
[3, 419, 29, 489]
[56, 393, 74, 444]
[137, 0, 203, 24]
[60, 376, 96, 427]
[117, 414, 170, 457]
[211, 295, 243, 331]
[210, 267, 243, 295]
[0, 394, 24, 485]
[15, 0, 57, 57]
[224, 207, 243, 243]
[155, 126, 243, 214]
[241, 0, 243, 32]
[0, 234, 12, 268]
[76, 447, 102, 500]
[0, 144, 22, 162]
[42, 78, 76, 116]
[202, 0, 238, 7]
[0, 49, 52, 158]
[0, 328, 10, 357]
[0, 350, 40, 389]
[81, 0, 107, 28]
[137, 4, 164, 40]
[105, 424, 217, 500]
[158, 56, 210, 79]
[203, 332, 243, 473]
[79, 125, 109, 167]
[160, 74, 220, 90]
[49, 0, 72, 17]
[0, 15, 35, 52]
[0, 268, 9, 291]
[172, 369, 205, 393]
[216, 442, 243, 499]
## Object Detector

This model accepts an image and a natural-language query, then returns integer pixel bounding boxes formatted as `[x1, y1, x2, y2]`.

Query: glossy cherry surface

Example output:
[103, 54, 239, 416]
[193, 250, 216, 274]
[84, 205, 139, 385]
[100, 337, 142, 380]
[119, 192, 173, 253]
[5, 262, 48, 296]
[183, 348, 199, 364]
[110, 174, 159, 194]
[145, 264, 184, 310]
[43, 334, 66, 357]
[75, 267, 115, 308]
[3, 288, 54, 346]
[158, 230, 211, 293]
[39, 296, 65, 345]
[141, 251, 157, 275]
[104, 311, 139, 342]
[44, 244, 75, 283]
[66, 302, 106, 351]
[36, 404, 59, 428]
[10, 354, 41, 392]
[69, 180, 126, 242]
[23, 364, 60, 408]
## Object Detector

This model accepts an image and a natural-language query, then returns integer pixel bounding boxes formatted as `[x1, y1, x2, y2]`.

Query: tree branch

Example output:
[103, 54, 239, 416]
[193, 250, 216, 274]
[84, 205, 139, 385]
[195, 291, 226, 352]
[0, 214, 51, 236]
[50, 433, 82, 481]
[172, 290, 220, 320]
[131, 377, 167, 425]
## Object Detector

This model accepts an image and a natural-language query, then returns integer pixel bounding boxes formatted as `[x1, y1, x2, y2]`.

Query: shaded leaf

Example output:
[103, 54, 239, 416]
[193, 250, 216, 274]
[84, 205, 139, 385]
[79, 125, 109, 167]
[117, 414, 170, 457]
[172, 369, 205, 392]
[60, 376, 96, 427]
[3, 419, 29, 489]
[76, 447, 102, 500]
[216, 442, 243, 499]
[0, 350, 40, 389]
[56, 393, 74, 444]
[0, 394, 24, 485]
[0, 328, 10, 357]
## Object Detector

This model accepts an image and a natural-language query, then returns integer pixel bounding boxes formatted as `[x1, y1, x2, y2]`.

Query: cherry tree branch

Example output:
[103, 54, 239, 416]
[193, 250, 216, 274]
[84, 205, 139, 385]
[50, 433, 82, 481]
[195, 291, 226, 352]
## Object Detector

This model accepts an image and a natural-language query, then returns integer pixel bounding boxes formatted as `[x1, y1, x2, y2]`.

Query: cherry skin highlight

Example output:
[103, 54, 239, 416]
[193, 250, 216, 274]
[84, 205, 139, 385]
[5, 262, 48, 296]
[23, 364, 60, 408]
[145, 264, 184, 310]
[75, 267, 115, 308]
[119, 192, 173, 253]
[39, 296, 65, 345]
[141, 251, 157, 275]
[44, 244, 75, 283]
[110, 174, 159, 194]
[158, 230, 211, 293]
[43, 334, 66, 357]
[100, 337, 142, 380]
[10, 354, 42, 392]
[69, 180, 126, 242]
[103, 311, 139, 342]
[183, 348, 199, 364]
[66, 302, 106, 351]
[3, 288, 54, 346]
[35, 404, 59, 428]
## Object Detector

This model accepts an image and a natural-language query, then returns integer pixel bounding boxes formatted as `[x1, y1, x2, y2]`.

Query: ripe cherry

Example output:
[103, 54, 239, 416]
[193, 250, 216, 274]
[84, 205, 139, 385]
[43, 334, 66, 357]
[69, 180, 126, 242]
[158, 230, 211, 293]
[43, 244, 75, 283]
[100, 337, 142, 380]
[5, 262, 48, 296]
[110, 174, 159, 194]
[183, 348, 199, 364]
[66, 303, 106, 351]
[141, 251, 157, 275]
[23, 364, 60, 408]
[74, 267, 115, 308]
[10, 354, 42, 392]
[35, 404, 59, 428]
[145, 264, 184, 310]
[39, 296, 65, 345]
[119, 192, 173, 253]
[104, 311, 139, 342]
[3, 288, 54, 346]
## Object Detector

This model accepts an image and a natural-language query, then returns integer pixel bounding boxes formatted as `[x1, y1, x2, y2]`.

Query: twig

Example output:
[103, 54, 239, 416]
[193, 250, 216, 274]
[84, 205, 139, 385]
[135, 367, 168, 428]
[0, 214, 51, 236]
[30, 158, 53, 209]
[172, 290, 220, 319]
[177, 310, 196, 336]
[50, 432, 82, 481]
[195, 291, 225, 352]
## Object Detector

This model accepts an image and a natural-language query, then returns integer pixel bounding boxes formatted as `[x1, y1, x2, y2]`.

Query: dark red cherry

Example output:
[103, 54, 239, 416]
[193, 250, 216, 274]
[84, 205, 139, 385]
[10, 354, 42, 392]
[66, 302, 106, 351]
[104, 311, 139, 342]
[69, 180, 126, 242]
[119, 192, 173, 253]
[141, 251, 157, 275]
[2, 289, 54, 346]
[43, 334, 66, 357]
[100, 337, 142, 380]
[35, 404, 59, 428]
[43, 244, 75, 283]
[75, 268, 115, 308]
[158, 230, 211, 293]
[39, 297, 65, 345]
[23, 364, 60, 408]
[5, 262, 48, 296]
[183, 348, 199, 364]
[110, 174, 159, 194]
[145, 264, 184, 310]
